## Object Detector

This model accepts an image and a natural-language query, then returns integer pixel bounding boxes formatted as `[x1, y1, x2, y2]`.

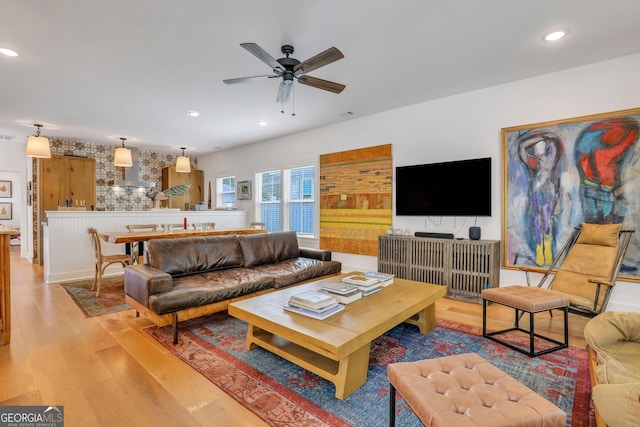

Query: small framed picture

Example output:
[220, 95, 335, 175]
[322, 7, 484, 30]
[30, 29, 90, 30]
[0, 181, 11, 198]
[0, 202, 12, 220]
[237, 180, 252, 200]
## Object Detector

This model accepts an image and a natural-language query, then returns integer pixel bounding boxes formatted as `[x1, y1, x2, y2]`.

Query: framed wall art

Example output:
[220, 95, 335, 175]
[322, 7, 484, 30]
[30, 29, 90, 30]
[0, 203, 12, 220]
[237, 180, 251, 200]
[502, 107, 640, 280]
[0, 181, 11, 198]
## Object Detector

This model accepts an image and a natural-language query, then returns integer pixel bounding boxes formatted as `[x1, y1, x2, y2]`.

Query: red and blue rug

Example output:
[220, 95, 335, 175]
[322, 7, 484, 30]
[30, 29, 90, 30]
[146, 313, 593, 427]
[61, 277, 130, 317]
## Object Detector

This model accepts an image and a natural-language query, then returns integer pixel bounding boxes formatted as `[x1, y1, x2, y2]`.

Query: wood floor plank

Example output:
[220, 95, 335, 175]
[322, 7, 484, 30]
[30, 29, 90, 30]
[95, 345, 204, 426]
[97, 312, 237, 413]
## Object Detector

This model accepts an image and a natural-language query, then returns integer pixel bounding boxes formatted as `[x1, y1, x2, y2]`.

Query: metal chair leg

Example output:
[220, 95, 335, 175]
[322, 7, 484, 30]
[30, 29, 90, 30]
[389, 382, 396, 427]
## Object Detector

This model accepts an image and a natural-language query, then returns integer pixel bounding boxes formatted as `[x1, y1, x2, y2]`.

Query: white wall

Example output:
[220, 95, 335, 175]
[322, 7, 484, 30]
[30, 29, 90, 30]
[0, 140, 31, 259]
[199, 53, 640, 312]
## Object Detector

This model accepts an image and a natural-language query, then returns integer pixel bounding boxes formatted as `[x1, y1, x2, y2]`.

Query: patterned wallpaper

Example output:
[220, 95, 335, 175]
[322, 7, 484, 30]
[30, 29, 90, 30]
[45, 138, 197, 211]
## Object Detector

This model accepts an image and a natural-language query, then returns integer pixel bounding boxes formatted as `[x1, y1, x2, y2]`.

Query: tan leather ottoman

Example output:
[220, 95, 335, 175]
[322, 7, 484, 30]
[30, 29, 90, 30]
[482, 286, 570, 357]
[387, 353, 566, 427]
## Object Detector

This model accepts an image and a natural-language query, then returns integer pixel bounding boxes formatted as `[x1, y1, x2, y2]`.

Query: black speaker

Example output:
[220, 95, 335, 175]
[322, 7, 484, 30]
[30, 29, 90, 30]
[469, 226, 481, 240]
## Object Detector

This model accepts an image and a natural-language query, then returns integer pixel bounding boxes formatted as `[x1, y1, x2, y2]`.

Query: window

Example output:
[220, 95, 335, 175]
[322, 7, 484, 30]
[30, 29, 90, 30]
[256, 170, 281, 231]
[286, 166, 315, 235]
[216, 176, 235, 208]
[256, 165, 315, 236]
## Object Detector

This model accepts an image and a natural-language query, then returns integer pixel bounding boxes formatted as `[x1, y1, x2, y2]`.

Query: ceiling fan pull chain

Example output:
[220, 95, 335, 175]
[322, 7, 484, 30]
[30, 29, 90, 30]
[291, 83, 296, 116]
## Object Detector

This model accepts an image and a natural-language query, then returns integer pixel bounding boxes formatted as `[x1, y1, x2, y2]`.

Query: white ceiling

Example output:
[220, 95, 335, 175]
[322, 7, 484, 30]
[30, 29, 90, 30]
[2, 0, 640, 155]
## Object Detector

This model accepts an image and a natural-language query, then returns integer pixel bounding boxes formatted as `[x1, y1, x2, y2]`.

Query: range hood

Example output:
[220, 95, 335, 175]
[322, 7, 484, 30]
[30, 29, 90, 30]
[109, 147, 156, 188]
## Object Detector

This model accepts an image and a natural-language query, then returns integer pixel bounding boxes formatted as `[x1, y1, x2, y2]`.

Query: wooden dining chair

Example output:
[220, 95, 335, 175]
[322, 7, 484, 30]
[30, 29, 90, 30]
[87, 227, 130, 297]
[125, 224, 158, 263]
[161, 224, 185, 231]
[125, 224, 158, 232]
[191, 222, 215, 230]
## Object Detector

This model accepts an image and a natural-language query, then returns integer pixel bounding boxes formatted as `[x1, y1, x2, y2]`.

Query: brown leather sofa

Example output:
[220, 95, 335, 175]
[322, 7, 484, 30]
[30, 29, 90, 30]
[124, 231, 341, 342]
[584, 311, 640, 427]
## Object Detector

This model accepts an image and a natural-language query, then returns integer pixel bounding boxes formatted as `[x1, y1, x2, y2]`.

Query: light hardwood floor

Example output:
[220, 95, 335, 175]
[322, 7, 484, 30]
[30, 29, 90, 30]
[1, 255, 589, 426]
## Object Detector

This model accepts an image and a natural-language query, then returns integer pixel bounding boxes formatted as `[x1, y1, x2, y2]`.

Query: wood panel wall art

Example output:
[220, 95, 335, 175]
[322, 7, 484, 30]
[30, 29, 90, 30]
[319, 144, 392, 256]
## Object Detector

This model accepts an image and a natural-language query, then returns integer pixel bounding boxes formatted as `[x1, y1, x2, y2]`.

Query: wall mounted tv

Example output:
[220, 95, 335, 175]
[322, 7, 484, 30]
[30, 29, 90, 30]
[395, 157, 492, 216]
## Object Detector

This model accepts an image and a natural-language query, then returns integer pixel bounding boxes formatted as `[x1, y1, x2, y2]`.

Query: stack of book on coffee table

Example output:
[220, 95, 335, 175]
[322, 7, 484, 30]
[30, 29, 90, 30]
[284, 289, 345, 319]
[320, 282, 362, 304]
[342, 274, 382, 296]
[363, 271, 395, 287]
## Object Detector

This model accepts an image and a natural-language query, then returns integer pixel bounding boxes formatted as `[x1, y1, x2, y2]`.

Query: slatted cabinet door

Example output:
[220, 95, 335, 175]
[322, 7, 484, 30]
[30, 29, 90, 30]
[449, 239, 500, 303]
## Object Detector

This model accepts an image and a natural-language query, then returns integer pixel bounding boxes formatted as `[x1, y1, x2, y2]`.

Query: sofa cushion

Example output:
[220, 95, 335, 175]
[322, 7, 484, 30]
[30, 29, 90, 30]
[148, 267, 274, 315]
[592, 383, 640, 427]
[584, 311, 640, 384]
[238, 231, 300, 268]
[253, 257, 342, 288]
[147, 234, 244, 276]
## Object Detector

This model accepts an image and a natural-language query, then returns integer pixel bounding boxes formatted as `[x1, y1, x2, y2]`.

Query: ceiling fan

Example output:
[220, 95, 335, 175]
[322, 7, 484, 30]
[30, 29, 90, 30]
[223, 43, 345, 104]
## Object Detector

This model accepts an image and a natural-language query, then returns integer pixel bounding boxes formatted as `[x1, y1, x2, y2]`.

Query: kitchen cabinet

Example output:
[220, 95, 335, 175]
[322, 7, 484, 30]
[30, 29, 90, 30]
[38, 155, 96, 263]
[162, 167, 204, 210]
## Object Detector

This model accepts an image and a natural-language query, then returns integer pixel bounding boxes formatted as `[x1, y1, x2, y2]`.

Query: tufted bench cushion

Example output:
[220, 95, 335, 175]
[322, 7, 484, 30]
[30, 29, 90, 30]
[387, 353, 566, 427]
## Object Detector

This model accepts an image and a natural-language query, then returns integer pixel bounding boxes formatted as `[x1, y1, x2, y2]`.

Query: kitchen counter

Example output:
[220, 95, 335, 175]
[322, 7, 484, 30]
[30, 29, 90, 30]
[42, 210, 249, 283]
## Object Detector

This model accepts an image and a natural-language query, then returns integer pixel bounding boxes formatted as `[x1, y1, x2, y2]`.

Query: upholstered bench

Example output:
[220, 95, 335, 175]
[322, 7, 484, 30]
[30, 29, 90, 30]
[482, 286, 570, 357]
[387, 353, 566, 427]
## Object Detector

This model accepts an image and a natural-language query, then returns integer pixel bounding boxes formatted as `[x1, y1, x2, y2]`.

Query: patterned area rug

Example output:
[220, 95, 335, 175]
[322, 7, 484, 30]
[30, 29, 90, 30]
[61, 277, 130, 317]
[146, 313, 594, 427]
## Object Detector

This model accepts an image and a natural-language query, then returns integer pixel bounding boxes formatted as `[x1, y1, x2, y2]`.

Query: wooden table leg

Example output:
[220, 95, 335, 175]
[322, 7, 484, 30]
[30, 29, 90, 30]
[334, 342, 371, 400]
[245, 324, 258, 350]
[404, 303, 437, 334]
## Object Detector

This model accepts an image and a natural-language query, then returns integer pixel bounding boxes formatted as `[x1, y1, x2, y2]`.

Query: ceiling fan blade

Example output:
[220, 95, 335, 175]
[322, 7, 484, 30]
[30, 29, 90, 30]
[297, 75, 345, 94]
[240, 42, 283, 72]
[276, 80, 292, 103]
[223, 75, 276, 84]
[293, 47, 344, 74]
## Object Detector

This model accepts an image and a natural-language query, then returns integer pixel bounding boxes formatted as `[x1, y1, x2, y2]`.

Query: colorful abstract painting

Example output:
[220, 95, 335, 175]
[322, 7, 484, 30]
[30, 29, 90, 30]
[502, 107, 640, 280]
[319, 144, 392, 256]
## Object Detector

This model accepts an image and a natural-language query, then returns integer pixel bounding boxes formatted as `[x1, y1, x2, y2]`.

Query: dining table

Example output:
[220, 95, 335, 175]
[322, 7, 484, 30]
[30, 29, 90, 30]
[98, 227, 267, 262]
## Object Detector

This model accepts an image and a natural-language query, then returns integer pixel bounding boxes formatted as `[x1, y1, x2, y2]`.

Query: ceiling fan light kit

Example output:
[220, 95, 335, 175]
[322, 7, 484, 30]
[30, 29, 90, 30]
[223, 42, 345, 112]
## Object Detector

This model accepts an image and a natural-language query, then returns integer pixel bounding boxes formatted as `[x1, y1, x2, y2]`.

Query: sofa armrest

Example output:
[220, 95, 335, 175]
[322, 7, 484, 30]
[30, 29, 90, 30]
[299, 247, 332, 261]
[124, 265, 173, 308]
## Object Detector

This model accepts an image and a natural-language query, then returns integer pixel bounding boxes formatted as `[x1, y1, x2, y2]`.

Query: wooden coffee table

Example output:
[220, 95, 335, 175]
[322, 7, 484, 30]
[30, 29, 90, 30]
[228, 273, 447, 399]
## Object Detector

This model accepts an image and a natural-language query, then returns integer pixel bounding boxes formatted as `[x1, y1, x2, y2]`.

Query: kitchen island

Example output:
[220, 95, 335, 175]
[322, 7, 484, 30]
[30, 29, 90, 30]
[42, 210, 249, 283]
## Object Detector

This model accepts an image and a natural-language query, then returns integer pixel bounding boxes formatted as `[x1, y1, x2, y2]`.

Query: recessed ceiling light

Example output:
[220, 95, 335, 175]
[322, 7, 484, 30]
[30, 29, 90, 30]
[543, 29, 569, 42]
[258, 121, 267, 126]
[0, 48, 19, 57]
[188, 110, 200, 117]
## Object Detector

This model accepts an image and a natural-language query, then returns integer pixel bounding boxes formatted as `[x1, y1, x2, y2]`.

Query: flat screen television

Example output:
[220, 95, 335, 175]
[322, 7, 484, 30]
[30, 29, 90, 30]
[395, 157, 491, 216]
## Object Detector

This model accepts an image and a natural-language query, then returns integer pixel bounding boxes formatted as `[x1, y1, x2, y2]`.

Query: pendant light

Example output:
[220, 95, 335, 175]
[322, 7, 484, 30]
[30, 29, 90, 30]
[114, 137, 133, 167]
[175, 147, 191, 173]
[26, 124, 51, 158]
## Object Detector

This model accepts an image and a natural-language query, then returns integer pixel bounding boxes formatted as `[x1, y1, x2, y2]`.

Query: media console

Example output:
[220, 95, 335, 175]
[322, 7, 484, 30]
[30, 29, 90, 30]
[378, 235, 500, 303]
